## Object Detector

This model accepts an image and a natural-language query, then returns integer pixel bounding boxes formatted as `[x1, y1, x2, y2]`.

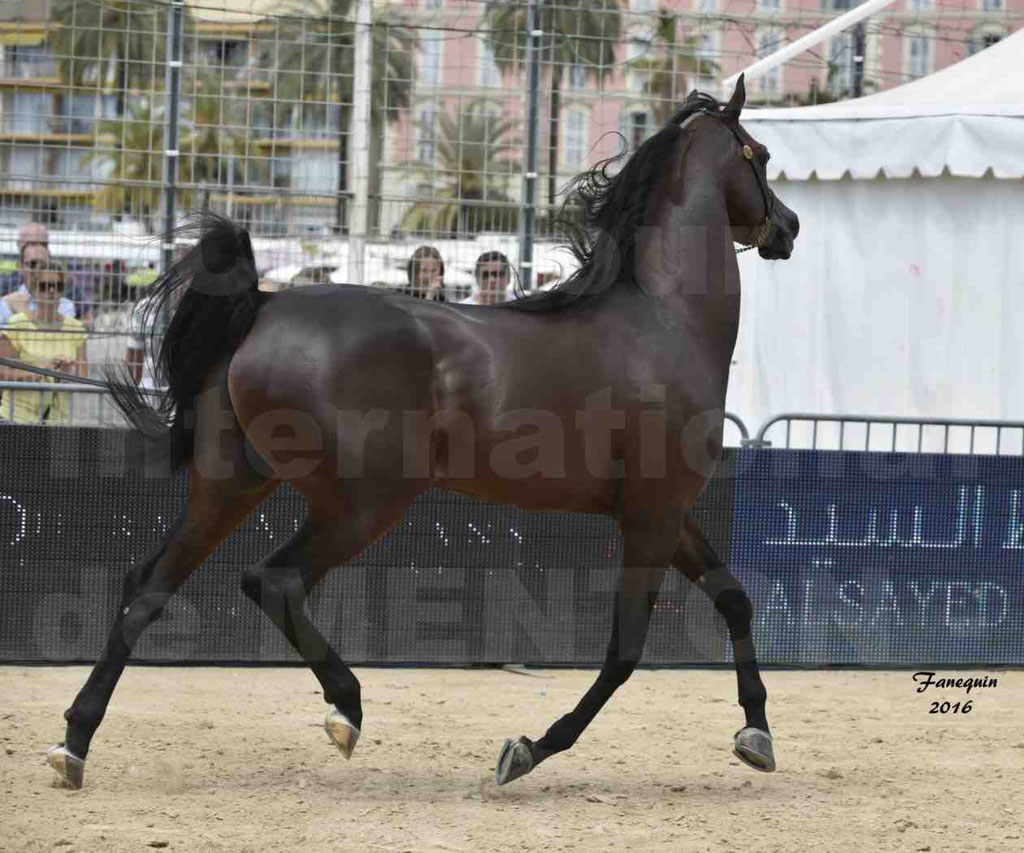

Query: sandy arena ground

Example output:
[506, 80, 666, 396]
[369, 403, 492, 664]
[1, 666, 1021, 852]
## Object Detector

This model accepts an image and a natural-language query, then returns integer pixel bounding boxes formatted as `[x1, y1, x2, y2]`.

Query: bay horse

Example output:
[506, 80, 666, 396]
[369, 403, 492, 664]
[46, 78, 799, 790]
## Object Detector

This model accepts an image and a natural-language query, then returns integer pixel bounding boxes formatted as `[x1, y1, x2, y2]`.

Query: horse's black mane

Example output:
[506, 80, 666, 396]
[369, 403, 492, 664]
[503, 91, 723, 313]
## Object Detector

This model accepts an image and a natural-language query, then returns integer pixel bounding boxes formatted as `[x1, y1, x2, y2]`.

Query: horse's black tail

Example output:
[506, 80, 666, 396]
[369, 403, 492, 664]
[106, 213, 265, 472]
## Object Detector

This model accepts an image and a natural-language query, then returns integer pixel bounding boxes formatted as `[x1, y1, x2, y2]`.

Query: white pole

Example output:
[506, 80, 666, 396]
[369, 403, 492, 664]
[347, 0, 372, 285]
[721, 0, 896, 96]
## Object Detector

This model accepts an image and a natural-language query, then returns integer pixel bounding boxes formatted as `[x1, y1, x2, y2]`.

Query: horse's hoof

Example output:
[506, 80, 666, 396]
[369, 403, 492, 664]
[46, 745, 85, 789]
[733, 727, 775, 772]
[324, 708, 360, 760]
[495, 737, 534, 786]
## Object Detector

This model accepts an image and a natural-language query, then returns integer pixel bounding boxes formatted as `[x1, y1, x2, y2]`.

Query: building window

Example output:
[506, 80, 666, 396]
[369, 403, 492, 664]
[65, 93, 98, 135]
[423, 0, 442, 8]
[53, 149, 92, 185]
[271, 153, 291, 189]
[696, 32, 717, 62]
[563, 109, 588, 167]
[969, 23, 1005, 53]
[905, 33, 931, 79]
[568, 60, 587, 91]
[907, 0, 932, 10]
[626, 39, 650, 92]
[631, 0, 656, 12]
[828, 31, 857, 97]
[759, 0, 782, 11]
[821, 0, 854, 9]
[419, 31, 442, 86]
[291, 150, 337, 192]
[4, 44, 56, 79]
[695, 0, 717, 13]
[416, 106, 437, 166]
[981, 0, 1002, 8]
[758, 30, 782, 93]
[9, 146, 46, 180]
[620, 109, 653, 151]
[691, 32, 718, 85]
[479, 40, 500, 88]
[205, 39, 246, 68]
[3, 92, 53, 134]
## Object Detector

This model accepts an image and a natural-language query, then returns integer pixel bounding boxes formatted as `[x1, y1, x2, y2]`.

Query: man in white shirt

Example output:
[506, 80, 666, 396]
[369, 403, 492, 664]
[459, 251, 512, 306]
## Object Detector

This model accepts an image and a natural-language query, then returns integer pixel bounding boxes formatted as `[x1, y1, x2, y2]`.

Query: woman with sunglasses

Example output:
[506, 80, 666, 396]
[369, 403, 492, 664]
[0, 260, 87, 424]
[0, 240, 76, 326]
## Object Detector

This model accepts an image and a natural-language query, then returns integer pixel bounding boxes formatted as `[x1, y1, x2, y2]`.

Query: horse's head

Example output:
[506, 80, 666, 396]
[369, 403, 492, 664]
[681, 77, 799, 261]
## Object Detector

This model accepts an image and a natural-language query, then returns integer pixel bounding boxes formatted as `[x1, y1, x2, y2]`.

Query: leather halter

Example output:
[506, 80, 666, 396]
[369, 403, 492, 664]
[679, 109, 776, 253]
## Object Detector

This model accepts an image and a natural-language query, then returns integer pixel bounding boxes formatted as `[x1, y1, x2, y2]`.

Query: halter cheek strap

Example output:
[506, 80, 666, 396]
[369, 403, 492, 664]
[679, 110, 776, 252]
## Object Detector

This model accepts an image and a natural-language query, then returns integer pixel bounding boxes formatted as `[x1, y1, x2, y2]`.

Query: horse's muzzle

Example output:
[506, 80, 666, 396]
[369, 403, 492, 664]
[759, 208, 799, 260]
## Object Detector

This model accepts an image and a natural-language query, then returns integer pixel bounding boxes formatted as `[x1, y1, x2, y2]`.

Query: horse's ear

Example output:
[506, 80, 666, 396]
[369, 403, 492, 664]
[724, 74, 746, 119]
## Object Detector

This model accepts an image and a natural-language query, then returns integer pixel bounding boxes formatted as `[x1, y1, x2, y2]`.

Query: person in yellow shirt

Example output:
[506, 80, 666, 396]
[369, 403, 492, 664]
[0, 260, 87, 424]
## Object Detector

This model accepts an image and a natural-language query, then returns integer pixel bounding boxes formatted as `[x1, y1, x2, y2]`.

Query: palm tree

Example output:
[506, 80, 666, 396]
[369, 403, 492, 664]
[49, 0, 170, 119]
[637, 11, 721, 126]
[400, 101, 520, 238]
[483, 0, 621, 209]
[273, 0, 414, 232]
[179, 73, 258, 197]
[86, 73, 253, 234]
[86, 100, 165, 232]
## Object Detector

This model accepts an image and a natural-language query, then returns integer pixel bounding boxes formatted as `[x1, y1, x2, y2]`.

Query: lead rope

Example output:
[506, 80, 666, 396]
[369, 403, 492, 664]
[0, 354, 111, 387]
[735, 218, 773, 254]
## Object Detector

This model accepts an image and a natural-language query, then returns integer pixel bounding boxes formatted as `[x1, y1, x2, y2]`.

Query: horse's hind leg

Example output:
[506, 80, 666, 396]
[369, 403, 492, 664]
[239, 490, 420, 761]
[673, 515, 773, 771]
[495, 519, 676, 785]
[48, 379, 277, 789]
[48, 472, 276, 788]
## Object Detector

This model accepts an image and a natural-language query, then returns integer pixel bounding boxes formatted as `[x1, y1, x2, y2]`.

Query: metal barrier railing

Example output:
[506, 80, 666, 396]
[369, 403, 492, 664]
[750, 413, 1024, 456]
[6, 392, 1021, 459]
[1, 383, 754, 446]
[0, 381, 130, 427]
[17, 393, 1022, 459]
[724, 412, 749, 446]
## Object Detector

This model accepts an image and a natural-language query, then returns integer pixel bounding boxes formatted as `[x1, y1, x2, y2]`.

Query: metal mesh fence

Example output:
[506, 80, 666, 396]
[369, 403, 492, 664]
[0, 0, 1019, 425]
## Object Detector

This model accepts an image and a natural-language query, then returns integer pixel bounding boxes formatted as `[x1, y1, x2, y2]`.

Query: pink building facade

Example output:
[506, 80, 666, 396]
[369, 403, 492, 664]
[380, 0, 1021, 231]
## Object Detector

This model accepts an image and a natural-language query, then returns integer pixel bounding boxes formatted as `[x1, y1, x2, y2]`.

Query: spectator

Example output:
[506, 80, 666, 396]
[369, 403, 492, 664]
[0, 259, 87, 424]
[0, 222, 47, 295]
[0, 223, 76, 325]
[460, 251, 511, 306]
[126, 249, 190, 390]
[400, 245, 447, 301]
[126, 285, 162, 390]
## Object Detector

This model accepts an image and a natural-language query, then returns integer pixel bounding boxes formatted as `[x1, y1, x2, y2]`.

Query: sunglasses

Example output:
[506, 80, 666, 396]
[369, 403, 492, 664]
[479, 269, 508, 280]
[37, 279, 64, 291]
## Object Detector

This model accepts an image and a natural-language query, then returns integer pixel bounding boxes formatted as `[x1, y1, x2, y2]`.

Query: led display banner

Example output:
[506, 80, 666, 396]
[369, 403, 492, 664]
[3, 428, 1018, 665]
[0, 427, 733, 665]
[732, 450, 1024, 664]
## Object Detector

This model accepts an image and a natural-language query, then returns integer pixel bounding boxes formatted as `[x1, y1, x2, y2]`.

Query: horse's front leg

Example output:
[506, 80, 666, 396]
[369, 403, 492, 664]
[674, 514, 773, 771]
[494, 520, 675, 785]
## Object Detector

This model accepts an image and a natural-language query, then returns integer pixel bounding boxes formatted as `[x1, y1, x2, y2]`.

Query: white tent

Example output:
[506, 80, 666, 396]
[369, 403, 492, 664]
[729, 31, 1024, 447]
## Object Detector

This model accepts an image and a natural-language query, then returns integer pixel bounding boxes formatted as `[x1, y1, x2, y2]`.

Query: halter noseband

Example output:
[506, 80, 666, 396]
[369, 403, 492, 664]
[678, 109, 776, 254]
